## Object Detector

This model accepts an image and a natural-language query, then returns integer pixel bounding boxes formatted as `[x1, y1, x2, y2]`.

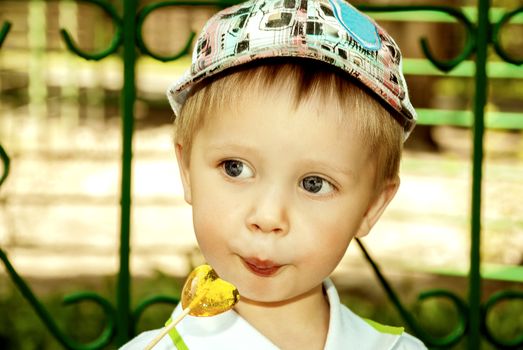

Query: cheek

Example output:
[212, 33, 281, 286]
[315, 229, 352, 261]
[307, 200, 364, 234]
[298, 232, 352, 283]
[192, 208, 224, 251]
[190, 186, 236, 265]
[295, 204, 362, 264]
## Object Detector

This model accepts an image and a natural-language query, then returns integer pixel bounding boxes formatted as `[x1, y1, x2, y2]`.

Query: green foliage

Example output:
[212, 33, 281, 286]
[0, 284, 61, 350]
[0, 273, 184, 350]
[485, 297, 523, 345]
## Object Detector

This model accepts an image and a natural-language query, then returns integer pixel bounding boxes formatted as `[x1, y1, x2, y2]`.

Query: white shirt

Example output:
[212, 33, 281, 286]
[121, 279, 427, 350]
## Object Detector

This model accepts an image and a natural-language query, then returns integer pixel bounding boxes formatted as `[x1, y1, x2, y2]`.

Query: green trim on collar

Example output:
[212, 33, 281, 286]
[165, 318, 190, 350]
[363, 318, 404, 336]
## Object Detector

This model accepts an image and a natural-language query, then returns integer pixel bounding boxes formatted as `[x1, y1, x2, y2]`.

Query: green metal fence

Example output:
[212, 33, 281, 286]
[0, 0, 522, 349]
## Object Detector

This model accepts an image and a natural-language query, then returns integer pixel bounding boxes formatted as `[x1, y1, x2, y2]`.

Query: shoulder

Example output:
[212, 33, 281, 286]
[325, 279, 426, 350]
[337, 303, 427, 350]
[360, 316, 427, 350]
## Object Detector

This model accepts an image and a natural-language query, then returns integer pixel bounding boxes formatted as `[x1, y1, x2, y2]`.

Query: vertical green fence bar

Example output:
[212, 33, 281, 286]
[469, 0, 489, 349]
[117, 0, 137, 345]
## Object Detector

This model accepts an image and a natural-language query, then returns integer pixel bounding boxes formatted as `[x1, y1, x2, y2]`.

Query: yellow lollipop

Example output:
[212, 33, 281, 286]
[144, 264, 240, 350]
[181, 264, 240, 316]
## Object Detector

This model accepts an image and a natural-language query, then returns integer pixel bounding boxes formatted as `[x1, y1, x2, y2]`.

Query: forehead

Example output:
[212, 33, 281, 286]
[191, 60, 367, 123]
[180, 61, 386, 161]
[218, 73, 351, 126]
[194, 85, 374, 176]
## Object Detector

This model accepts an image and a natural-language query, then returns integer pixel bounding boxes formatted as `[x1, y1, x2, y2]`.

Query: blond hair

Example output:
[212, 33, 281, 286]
[175, 59, 403, 186]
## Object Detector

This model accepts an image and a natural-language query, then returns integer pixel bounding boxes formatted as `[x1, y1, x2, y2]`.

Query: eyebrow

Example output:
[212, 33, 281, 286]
[205, 143, 263, 160]
[300, 159, 357, 181]
[206, 143, 257, 153]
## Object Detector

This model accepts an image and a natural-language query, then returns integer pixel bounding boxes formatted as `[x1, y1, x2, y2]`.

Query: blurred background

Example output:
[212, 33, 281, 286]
[0, 0, 522, 349]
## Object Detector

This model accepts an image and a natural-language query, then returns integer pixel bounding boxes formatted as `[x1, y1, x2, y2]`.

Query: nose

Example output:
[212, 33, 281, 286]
[246, 186, 289, 235]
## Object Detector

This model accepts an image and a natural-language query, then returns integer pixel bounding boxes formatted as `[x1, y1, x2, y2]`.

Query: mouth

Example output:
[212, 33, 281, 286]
[241, 257, 283, 277]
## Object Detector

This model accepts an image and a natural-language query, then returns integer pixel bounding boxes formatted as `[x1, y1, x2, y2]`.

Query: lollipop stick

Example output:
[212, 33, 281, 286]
[144, 307, 191, 350]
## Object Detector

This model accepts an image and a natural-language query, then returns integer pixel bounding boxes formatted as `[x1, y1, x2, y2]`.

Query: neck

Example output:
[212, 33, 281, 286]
[234, 283, 330, 350]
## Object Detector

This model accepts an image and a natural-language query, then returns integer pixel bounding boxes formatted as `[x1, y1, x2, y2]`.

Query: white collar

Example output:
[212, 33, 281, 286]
[323, 278, 402, 349]
[168, 278, 403, 350]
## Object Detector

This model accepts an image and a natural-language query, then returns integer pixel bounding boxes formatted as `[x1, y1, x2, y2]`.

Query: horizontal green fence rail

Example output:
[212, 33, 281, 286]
[417, 109, 523, 129]
[0, 1, 522, 349]
[404, 59, 523, 78]
[370, 6, 523, 24]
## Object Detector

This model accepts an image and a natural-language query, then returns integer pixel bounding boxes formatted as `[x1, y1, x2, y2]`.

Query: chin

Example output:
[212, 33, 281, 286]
[239, 282, 306, 305]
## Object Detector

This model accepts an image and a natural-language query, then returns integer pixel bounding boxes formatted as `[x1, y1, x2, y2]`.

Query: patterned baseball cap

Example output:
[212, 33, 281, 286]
[167, 0, 417, 139]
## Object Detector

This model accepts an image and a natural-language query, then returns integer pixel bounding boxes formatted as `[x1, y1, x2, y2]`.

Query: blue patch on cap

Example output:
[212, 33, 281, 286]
[328, 0, 381, 51]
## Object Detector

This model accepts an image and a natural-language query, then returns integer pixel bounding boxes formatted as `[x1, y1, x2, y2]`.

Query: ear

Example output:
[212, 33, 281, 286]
[356, 177, 400, 238]
[175, 143, 192, 205]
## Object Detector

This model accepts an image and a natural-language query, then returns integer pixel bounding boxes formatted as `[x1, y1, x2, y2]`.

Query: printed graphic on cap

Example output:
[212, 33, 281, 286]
[167, 0, 416, 139]
[328, 0, 381, 51]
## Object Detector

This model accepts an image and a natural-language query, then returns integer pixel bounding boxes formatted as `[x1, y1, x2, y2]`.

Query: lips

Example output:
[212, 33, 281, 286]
[242, 257, 283, 277]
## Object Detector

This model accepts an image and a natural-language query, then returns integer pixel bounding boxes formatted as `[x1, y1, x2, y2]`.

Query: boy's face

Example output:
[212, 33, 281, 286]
[176, 87, 398, 304]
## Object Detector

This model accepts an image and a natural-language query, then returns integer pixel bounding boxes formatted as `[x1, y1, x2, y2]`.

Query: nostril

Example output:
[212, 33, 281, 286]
[249, 222, 286, 234]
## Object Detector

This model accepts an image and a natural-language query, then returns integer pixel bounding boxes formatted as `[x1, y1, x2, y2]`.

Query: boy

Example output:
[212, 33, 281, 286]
[124, 0, 425, 349]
